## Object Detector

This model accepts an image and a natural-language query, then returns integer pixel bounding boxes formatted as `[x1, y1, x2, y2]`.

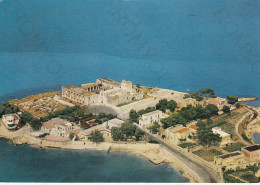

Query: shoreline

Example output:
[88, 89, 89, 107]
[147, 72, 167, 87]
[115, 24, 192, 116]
[0, 132, 200, 183]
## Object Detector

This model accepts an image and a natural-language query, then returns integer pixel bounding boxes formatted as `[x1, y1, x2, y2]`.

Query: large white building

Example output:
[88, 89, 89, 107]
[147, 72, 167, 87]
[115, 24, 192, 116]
[61, 78, 144, 106]
[139, 110, 163, 127]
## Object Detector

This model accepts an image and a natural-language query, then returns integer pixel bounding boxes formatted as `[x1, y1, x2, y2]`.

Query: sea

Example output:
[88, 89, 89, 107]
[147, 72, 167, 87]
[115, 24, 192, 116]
[0, 0, 260, 182]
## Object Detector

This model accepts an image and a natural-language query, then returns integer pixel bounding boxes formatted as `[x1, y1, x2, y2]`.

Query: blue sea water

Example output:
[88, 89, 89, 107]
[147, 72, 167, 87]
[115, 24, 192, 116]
[0, 0, 260, 182]
[0, 139, 188, 182]
[252, 133, 260, 144]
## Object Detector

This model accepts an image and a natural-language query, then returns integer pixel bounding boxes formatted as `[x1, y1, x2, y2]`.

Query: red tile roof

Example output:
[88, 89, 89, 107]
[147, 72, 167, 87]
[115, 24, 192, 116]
[174, 127, 190, 134]
[189, 125, 199, 130]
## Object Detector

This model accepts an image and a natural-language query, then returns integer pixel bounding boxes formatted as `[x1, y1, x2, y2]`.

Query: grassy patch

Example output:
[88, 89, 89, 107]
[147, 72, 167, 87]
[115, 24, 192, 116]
[192, 148, 222, 161]
[178, 142, 195, 148]
[224, 142, 245, 152]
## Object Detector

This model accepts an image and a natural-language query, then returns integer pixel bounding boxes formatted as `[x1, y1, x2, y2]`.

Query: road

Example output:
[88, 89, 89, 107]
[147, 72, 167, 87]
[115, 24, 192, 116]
[235, 106, 256, 146]
[140, 127, 221, 183]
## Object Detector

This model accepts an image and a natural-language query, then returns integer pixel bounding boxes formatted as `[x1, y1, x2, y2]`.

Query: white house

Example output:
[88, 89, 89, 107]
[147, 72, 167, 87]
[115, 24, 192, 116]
[139, 110, 163, 127]
[212, 127, 231, 146]
[2, 113, 21, 130]
[104, 118, 125, 129]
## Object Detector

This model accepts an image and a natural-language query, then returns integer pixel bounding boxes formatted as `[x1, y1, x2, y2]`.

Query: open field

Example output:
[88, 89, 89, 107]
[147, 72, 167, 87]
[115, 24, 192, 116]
[9, 91, 69, 118]
[192, 147, 223, 162]
[211, 107, 249, 126]
[223, 142, 245, 152]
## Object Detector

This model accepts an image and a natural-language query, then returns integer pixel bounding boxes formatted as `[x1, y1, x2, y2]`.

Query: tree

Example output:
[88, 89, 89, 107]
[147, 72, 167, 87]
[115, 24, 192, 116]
[235, 103, 241, 108]
[111, 127, 124, 141]
[134, 128, 145, 141]
[207, 118, 213, 125]
[129, 109, 139, 123]
[161, 113, 186, 129]
[199, 88, 216, 98]
[206, 104, 219, 116]
[88, 131, 104, 143]
[69, 133, 75, 140]
[121, 123, 136, 138]
[197, 129, 221, 146]
[156, 99, 168, 112]
[222, 105, 231, 114]
[30, 119, 42, 131]
[226, 95, 238, 104]
[80, 121, 90, 129]
[167, 100, 177, 112]
[197, 120, 206, 129]
[148, 121, 160, 134]
[136, 84, 141, 88]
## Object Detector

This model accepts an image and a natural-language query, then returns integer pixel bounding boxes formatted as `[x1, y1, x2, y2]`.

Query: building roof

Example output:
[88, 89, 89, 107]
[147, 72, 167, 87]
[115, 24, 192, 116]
[243, 145, 260, 152]
[189, 125, 199, 130]
[212, 127, 230, 137]
[42, 118, 68, 129]
[82, 83, 98, 88]
[69, 128, 82, 134]
[174, 127, 190, 134]
[106, 118, 124, 126]
[44, 135, 70, 142]
[142, 110, 162, 117]
[3, 113, 20, 120]
[218, 151, 242, 159]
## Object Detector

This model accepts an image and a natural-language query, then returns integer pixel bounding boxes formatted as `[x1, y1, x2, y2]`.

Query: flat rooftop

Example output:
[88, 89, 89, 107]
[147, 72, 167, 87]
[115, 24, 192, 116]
[243, 145, 260, 152]
[142, 110, 161, 117]
[218, 151, 242, 159]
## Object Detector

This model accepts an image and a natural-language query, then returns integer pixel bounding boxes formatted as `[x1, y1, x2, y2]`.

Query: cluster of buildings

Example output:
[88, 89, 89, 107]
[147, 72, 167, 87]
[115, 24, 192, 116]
[214, 144, 260, 172]
[62, 78, 144, 106]
[40, 117, 125, 142]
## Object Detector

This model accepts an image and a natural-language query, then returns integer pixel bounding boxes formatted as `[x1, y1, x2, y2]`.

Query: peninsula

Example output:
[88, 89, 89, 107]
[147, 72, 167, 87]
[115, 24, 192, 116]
[0, 78, 260, 183]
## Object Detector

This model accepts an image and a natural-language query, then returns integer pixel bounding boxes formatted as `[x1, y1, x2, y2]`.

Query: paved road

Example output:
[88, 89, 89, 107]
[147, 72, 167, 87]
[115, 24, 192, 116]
[141, 128, 221, 183]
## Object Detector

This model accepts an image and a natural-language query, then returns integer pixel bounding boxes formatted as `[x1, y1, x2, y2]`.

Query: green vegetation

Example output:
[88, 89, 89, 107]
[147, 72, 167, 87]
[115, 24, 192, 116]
[111, 123, 145, 141]
[94, 113, 114, 124]
[178, 142, 195, 148]
[223, 142, 245, 152]
[155, 99, 177, 112]
[197, 128, 221, 147]
[223, 171, 244, 183]
[43, 106, 92, 122]
[111, 127, 124, 141]
[69, 133, 75, 140]
[0, 102, 19, 117]
[222, 105, 231, 114]
[148, 121, 160, 134]
[223, 165, 260, 183]
[136, 84, 141, 88]
[184, 88, 216, 101]
[218, 122, 235, 136]
[88, 131, 104, 143]
[226, 95, 238, 104]
[21, 112, 41, 130]
[129, 107, 156, 123]
[161, 104, 219, 129]
[192, 149, 222, 161]
[236, 103, 241, 108]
